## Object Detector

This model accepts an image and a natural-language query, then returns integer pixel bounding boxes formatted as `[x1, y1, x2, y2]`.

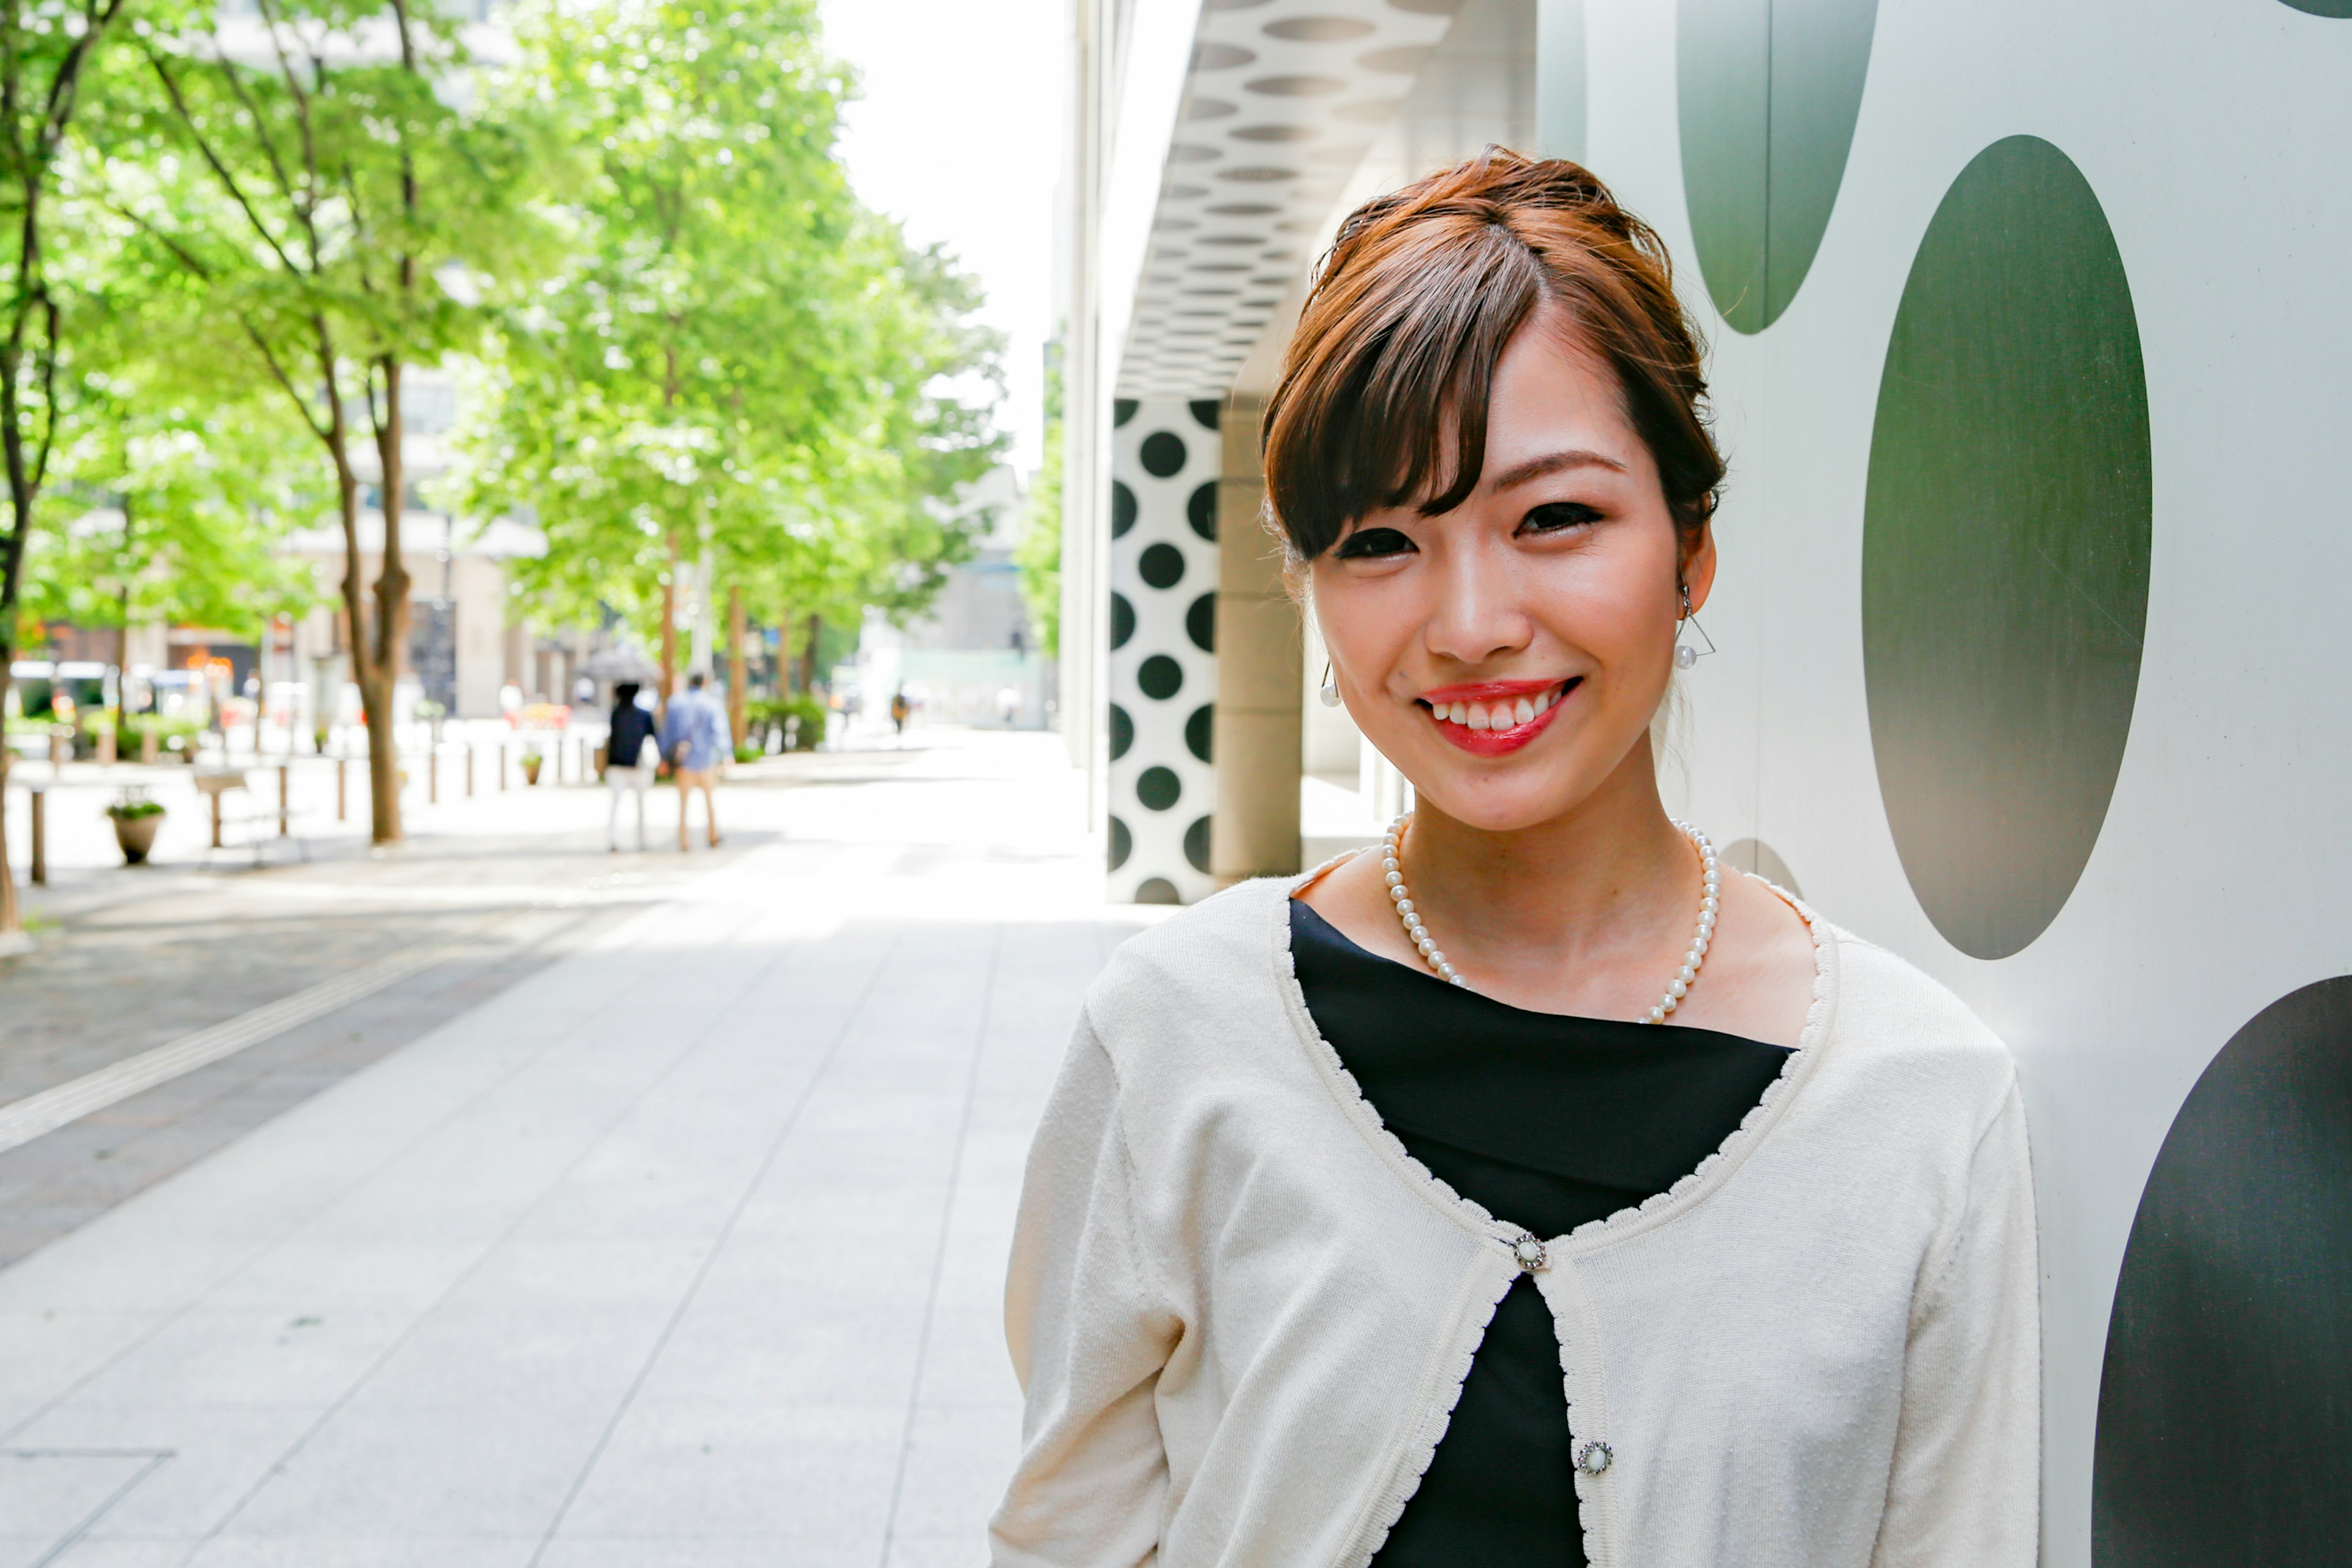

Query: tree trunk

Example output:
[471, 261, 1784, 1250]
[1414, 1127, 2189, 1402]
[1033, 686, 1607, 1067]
[658, 532, 679, 720]
[798, 612, 823, 695]
[111, 498, 133, 736]
[366, 358, 412, 845]
[0, 662, 16, 935]
[726, 584, 747, 755]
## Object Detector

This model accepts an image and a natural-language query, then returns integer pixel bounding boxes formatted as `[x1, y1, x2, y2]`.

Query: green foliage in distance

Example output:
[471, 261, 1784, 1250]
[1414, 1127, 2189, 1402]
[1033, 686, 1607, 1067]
[1016, 350, 1064, 659]
[454, 0, 1005, 673]
[99, 0, 567, 842]
[0, 0, 151, 930]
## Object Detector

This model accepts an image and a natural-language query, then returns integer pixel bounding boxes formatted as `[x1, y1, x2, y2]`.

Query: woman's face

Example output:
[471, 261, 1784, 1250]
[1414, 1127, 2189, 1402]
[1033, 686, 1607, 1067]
[1309, 312, 1714, 832]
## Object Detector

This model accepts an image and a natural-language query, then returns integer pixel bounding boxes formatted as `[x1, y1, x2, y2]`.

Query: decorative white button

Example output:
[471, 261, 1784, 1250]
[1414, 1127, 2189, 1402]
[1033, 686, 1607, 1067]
[1574, 1440, 1613, 1476]
[1512, 1234, 1547, 1271]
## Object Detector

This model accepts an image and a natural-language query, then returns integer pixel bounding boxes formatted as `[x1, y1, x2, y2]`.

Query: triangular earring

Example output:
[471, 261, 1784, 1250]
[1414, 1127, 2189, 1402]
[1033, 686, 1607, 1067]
[1674, 614, 1716, 669]
[1318, 662, 1340, 707]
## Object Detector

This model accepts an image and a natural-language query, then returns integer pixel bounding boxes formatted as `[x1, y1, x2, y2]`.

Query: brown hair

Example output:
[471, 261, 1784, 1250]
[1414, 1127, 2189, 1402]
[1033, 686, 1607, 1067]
[1262, 148, 1723, 560]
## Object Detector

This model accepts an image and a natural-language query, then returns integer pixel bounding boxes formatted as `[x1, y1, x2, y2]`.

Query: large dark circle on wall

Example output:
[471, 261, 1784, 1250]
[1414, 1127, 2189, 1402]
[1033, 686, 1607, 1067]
[1188, 481, 1219, 541]
[1114, 398, 1138, 427]
[2278, 0, 2352, 15]
[1112, 480, 1137, 538]
[1184, 815, 1213, 873]
[1108, 703, 1134, 762]
[2092, 977, 2352, 1567]
[1189, 399, 1222, 430]
[1108, 815, 1132, 871]
[1137, 654, 1185, 700]
[1676, 0, 1877, 333]
[1186, 593, 1217, 652]
[1185, 703, 1214, 763]
[1140, 431, 1189, 478]
[1139, 543, 1187, 590]
[1135, 876, 1182, 905]
[1136, 766, 1182, 811]
[1863, 135, 2150, 960]
[1109, 592, 1136, 650]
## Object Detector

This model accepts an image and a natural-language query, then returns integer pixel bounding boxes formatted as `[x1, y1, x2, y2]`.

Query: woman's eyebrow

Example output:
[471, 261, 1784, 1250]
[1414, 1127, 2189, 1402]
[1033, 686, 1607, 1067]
[1487, 448, 1629, 490]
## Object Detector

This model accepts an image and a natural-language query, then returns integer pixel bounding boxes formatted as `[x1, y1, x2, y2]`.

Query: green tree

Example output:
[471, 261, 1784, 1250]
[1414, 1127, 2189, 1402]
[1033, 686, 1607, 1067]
[459, 0, 1003, 717]
[100, 0, 557, 845]
[1016, 349, 1063, 659]
[0, 0, 138, 933]
[24, 382, 318, 714]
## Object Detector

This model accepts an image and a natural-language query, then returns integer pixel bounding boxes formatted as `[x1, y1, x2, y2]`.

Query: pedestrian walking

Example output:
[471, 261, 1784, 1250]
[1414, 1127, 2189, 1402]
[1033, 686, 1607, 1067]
[889, 688, 910, 738]
[992, 151, 2037, 1568]
[661, 672, 731, 850]
[605, 682, 657, 852]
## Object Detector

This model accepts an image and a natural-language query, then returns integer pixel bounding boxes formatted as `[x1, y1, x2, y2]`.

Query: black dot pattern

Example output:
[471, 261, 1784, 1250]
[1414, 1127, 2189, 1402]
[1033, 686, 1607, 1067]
[1185, 815, 1213, 872]
[1138, 655, 1184, 700]
[1188, 482, 1219, 541]
[1186, 703, 1214, 763]
[1139, 543, 1187, 589]
[1137, 766, 1182, 810]
[1110, 398, 1221, 903]
[1186, 594, 1216, 652]
[1140, 430, 1188, 478]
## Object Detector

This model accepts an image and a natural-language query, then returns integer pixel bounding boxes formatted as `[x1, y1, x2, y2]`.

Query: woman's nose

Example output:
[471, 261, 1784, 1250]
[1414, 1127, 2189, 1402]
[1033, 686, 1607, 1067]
[1423, 541, 1532, 666]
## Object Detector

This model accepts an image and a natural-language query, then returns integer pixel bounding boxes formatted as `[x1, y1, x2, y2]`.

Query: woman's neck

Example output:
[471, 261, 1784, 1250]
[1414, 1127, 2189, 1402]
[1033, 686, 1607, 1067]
[1398, 738, 1697, 989]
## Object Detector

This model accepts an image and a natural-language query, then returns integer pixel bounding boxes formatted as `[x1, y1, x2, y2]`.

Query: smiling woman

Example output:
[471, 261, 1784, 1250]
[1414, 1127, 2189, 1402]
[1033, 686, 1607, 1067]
[992, 151, 2039, 1568]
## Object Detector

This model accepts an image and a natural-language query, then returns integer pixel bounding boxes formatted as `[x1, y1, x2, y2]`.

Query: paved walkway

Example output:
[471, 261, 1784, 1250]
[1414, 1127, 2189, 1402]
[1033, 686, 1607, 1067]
[0, 734, 1137, 1567]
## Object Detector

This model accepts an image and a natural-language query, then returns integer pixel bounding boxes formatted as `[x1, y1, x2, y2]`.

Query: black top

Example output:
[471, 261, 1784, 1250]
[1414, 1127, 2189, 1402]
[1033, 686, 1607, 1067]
[1287, 899, 1792, 1567]
[609, 701, 659, 769]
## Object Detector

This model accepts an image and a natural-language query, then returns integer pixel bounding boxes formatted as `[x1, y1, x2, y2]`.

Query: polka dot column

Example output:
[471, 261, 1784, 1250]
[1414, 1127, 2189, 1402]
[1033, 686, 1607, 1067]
[1108, 397, 1221, 904]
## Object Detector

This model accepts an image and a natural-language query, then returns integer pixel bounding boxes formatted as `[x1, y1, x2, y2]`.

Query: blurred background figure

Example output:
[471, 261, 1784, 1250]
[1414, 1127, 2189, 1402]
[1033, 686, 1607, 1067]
[605, 682, 657, 853]
[662, 672, 731, 850]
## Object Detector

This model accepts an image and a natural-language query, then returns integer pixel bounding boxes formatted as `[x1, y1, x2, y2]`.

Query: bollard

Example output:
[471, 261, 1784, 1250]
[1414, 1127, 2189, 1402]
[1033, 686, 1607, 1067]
[209, 788, 224, 849]
[278, 763, 291, 837]
[499, 742, 509, 791]
[428, 746, 438, 804]
[336, 756, 347, 821]
[28, 786, 45, 886]
[466, 745, 475, 797]
[140, 728, 157, 766]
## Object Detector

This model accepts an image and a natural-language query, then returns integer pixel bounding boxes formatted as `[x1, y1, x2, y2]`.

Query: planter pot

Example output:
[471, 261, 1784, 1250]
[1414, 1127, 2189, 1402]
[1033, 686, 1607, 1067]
[522, 755, 543, 785]
[112, 812, 162, 864]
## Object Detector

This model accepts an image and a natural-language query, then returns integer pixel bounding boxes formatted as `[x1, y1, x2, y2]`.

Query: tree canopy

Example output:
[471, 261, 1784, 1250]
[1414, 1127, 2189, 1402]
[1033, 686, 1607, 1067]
[455, 0, 1005, 691]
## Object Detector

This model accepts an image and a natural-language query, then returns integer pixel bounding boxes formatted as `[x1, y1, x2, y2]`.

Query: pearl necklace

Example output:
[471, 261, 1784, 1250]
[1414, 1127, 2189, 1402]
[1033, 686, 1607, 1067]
[1379, 813, 1722, 1024]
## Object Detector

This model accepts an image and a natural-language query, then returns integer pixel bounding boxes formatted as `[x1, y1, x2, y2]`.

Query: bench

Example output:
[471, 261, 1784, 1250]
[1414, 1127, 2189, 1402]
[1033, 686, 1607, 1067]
[194, 768, 315, 866]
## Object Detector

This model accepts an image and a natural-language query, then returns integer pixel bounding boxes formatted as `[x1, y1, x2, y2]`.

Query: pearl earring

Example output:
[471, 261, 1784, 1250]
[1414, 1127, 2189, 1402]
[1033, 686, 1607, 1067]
[1675, 582, 1715, 670]
[1318, 662, 1340, 707]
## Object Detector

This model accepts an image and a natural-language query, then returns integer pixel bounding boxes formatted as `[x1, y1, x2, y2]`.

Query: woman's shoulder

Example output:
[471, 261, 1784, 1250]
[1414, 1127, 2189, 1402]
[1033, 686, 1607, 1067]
[1089, 876, 1291, 1006]
[1809, 916, 2018, 1119]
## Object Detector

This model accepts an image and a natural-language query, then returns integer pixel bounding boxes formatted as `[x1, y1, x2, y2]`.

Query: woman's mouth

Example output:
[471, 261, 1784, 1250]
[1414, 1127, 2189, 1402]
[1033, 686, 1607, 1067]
[1417, 679, 1580, 756]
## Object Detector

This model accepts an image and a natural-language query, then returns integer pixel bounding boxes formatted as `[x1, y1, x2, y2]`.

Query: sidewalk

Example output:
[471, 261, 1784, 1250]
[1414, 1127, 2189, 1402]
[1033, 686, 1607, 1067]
[0, 733, 1140, 1567]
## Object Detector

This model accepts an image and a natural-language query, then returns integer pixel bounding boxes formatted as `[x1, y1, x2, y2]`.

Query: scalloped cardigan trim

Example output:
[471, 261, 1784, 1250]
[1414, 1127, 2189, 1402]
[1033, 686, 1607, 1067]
[989, 873, 2040, 1568]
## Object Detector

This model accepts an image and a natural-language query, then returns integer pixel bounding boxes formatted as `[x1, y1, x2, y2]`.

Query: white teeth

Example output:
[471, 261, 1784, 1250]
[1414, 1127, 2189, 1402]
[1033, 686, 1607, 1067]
[1446, 701, 1467, 725]
[1465, 704, 1490, 732]
[1534, 689, 1551, 714]
[1514, 698, 1536, 725]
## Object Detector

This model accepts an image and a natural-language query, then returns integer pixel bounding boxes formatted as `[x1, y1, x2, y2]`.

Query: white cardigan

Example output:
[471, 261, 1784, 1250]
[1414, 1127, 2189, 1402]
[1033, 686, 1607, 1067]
[990, 873, 2038, 1568]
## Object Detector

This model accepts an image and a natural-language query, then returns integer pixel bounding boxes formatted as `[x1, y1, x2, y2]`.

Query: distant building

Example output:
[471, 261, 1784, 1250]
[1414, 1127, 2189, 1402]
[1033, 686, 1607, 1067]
[853, 465, 1052, 730]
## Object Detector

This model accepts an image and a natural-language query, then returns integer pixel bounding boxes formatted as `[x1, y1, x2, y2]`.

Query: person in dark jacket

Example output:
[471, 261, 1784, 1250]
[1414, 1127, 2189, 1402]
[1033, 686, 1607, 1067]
[606, 682, 658, 852]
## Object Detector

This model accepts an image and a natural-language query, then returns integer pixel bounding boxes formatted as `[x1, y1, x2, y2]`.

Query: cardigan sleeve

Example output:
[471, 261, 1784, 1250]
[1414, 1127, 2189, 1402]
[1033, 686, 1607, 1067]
[989, 1013, 1181, 1567]
[1871, 1078, 2041, 1567]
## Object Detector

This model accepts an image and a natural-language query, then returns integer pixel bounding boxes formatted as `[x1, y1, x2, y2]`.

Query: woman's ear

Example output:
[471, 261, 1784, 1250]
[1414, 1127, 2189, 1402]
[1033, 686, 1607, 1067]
[1681, 518, 1719, 615]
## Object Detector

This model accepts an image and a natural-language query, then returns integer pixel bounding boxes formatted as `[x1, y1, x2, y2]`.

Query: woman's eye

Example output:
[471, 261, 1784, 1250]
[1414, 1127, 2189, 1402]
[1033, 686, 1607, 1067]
[1519, 502, 1600, 535]
[1333, 526, 1415, 560]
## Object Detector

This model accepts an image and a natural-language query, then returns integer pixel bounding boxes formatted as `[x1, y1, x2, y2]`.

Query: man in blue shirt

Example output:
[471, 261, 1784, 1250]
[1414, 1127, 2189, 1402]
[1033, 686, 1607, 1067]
[660, 671, 733, 850]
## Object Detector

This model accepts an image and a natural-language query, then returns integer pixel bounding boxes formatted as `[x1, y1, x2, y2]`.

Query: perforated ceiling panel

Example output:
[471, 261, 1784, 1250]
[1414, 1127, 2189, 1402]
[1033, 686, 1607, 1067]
[1118, 0, 1459, 399]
